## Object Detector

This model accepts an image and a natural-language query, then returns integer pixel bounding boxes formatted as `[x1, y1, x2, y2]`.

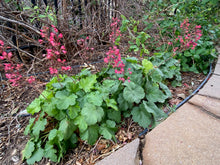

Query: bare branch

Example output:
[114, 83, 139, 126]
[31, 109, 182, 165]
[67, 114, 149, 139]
[0, 15, 40, 35]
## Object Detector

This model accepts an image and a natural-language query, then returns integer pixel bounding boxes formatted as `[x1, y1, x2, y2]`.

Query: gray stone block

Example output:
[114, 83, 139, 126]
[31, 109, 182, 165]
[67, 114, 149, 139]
[199, 75, 220, 99]
[142, 103, 220, 165]
[189, 95, 220, 117]
[95, 138, 140, 165]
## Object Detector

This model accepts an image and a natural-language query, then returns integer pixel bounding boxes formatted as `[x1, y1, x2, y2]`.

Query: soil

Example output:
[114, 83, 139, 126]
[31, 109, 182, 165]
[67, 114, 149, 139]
[0, 53, 208, 165]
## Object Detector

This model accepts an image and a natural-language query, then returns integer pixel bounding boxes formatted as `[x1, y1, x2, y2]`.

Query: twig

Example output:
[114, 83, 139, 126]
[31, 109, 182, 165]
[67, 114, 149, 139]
[0, 34, 42, 61]
[0, 15, 40, 35]
[90, 136, 102, 153]
[0, 25, 39, 44]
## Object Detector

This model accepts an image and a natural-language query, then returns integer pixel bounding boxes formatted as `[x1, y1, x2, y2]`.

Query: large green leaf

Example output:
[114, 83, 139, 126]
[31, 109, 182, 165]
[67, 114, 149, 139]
[159, 82, 172, 98]
[44, 142, 57, 162]
[99, 120, 117, 140]
[146, 85, 167, 103]
[68, 105, 80, 119]
[81, 125, 99, 145]
[42, 102, 58, 117]
[87, 91, 103, 106]
[74, 116, 88, 133]
[55, 90, 77, 110]
[58, 118, 76, 140]
[79, 74, 97, 92]
[117, 93, 131, 111]
[151, 68, 163, 83]
[27, 98, 41, 115]
[26, 147, 44, 165]
[105, 98, 118, 111]
[48, 129, 63, 141]
[123, 81, 145, 104]
[142, 101, 168, 122]
[107, 109, 121, 123]
[32, 118, 47, 138]
[142, 59, 154, 75]
[22, 140, 35, 160]
[81, 103, 104, 125]
[131, 104, 152, 128]
[24, 118, 35, 135]
[101, 79, 120, 94]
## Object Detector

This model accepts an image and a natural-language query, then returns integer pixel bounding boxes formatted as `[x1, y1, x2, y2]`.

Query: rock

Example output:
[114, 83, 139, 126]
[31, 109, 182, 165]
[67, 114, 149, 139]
[11, 155, 19, 163]
[177, 93, 186, 99]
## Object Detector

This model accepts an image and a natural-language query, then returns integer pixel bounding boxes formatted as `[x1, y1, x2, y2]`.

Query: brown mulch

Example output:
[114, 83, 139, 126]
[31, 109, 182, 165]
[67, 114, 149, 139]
[0, 55, 207, 165]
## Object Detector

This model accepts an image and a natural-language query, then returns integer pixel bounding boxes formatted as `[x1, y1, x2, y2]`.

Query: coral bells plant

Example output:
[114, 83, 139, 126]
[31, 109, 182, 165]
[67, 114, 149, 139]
[169, 18, 202, 55]
[39, 25, 71, 75]
[109, 17, 122, 43]
[104, 18, 131, 82]
[0, 40, 30, 86]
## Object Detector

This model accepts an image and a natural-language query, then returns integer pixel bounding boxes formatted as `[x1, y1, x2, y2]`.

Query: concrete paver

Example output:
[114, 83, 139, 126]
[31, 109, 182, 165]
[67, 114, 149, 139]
[214, 63, 220, 75]
[188, 95, 220, 117]
[95, 138, 139, 165]
[199, 75, 220, 99]
[142, 103, 220, 165]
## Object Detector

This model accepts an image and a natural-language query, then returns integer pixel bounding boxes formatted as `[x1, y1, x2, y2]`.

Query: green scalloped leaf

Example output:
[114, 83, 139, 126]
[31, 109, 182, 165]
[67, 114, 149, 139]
[81, 125, 99, 145]
[123, 81, 145, 104]
[79, 74, 97, 92]
[26, 98, 41, 115]
[32, 118, 47, 138]
[22, 140, 35, 160]
[81, 103, 104, 125]
[26, 147, 44, 165]
[55, 90, 77, 110]
[131, 104, 152, 128]
[99, 120, 117, 140]
[142, 59, 154, 75]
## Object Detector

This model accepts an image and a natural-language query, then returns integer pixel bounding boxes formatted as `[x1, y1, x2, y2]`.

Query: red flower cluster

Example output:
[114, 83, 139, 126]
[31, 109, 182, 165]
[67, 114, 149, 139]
[0, 41, 25, 86]
[109, 17, 121, 43]
[169, 18, 202, 54]
[104, 18, 131, 82]
[40, 25, 71, 74]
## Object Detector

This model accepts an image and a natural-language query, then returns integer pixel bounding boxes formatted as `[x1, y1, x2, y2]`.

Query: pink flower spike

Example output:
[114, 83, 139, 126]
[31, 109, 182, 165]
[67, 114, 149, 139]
[91, 48, 94, 51]
[61, 45, 65, 50]
[129, 71, 132, 74]
[28, 76, 35, 84]
[38, 39, 43, 44]
[58, 33, 63, 38]
[104, 58, 109, 63]
[62, 50, 67, 54]
[128, 68, 131, 71]
[49, 67, 58, 74]
[54, 28, 58, 33]
[55, 51, 60, 55]
[0, 40, 4, 46]
[168, 42, 172, 45]
[127, 80, 131, 83]
[7, 52, 12, 59]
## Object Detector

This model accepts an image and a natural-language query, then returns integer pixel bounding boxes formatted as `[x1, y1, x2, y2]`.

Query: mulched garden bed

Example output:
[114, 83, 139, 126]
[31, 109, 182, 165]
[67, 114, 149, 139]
[0, 56, 207, 164]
